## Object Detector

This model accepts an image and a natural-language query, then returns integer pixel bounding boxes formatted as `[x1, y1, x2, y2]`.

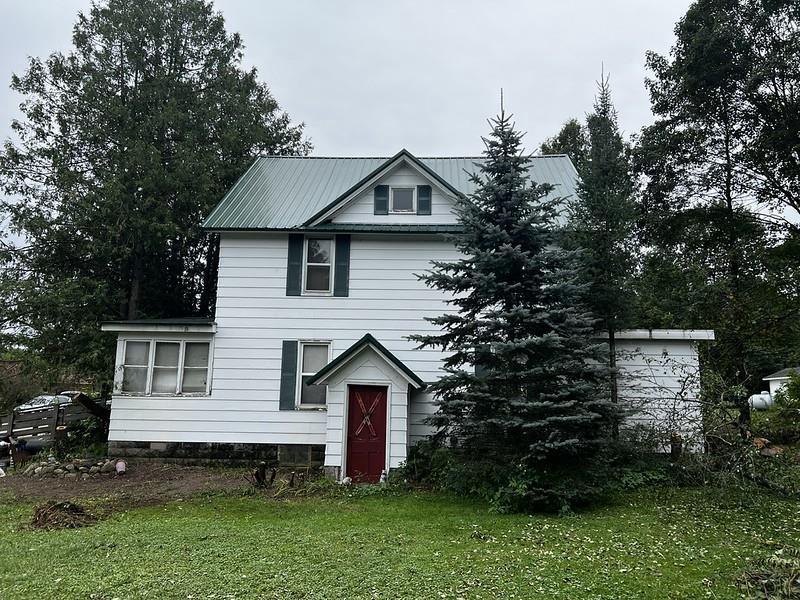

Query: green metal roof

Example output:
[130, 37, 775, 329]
[203, 153, 578, 231]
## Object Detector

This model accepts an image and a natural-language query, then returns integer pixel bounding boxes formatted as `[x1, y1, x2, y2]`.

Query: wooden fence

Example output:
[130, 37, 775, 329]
[1, 401, 109, 447]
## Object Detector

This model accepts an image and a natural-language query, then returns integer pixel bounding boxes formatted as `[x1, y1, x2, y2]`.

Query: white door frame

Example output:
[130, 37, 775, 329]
[341, 380, 392, 479]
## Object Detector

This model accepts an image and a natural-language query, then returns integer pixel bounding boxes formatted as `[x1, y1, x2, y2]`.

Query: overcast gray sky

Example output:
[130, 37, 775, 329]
[1, 0, 692, 157]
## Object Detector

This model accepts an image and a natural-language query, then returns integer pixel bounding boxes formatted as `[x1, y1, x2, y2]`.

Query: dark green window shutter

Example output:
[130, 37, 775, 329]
[417, 185, 432, 215]
[286, 234, 304, 296]
[279, 340, 298, 410]
[333, 234, 350, 297]
[374, 185, 389, 215]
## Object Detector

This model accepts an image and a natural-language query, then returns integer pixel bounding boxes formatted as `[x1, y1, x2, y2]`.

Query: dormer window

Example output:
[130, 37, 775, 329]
[390, 187, 415, 213]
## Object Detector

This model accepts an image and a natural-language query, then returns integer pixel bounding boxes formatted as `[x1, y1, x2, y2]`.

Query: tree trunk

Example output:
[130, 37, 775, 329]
[199, 233, 220, 317]
[127, 252, 143, 320]
[609, 326, 619, 440]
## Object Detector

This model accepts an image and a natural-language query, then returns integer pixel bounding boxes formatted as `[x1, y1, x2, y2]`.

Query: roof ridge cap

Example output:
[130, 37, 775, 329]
[254, 154, 567, 160]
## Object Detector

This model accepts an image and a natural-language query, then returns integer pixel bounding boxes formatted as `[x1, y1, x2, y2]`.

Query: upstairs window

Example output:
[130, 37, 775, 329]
[298, 342, 330, 406]
[120, 339, 211, 395]
[390, 187, 415, 213]
[303, 237, 333, 294]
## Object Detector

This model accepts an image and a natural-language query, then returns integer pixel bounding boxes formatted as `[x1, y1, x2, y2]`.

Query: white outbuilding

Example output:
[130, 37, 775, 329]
[763, 367, 799, 397]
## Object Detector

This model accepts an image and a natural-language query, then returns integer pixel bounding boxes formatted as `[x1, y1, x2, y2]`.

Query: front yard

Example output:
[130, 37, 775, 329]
[0, 466, 798, 599]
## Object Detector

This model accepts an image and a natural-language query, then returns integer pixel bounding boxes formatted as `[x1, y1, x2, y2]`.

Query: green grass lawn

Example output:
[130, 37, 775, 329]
[0, 486, 797, 599]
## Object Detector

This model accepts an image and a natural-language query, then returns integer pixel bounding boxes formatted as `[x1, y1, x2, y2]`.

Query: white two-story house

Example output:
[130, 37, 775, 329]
[101, 150, 713, 482]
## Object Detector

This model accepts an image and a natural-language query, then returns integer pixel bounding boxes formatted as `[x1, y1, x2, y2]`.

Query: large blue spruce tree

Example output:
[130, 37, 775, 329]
[412, 108, 619, 510]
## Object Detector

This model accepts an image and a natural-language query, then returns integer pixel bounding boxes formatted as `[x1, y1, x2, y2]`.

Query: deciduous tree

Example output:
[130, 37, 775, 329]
[0, 0, 310, 379]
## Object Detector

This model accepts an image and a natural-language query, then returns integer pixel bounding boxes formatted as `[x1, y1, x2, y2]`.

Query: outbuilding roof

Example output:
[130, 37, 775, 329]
[203, 152, 578, 231]
[763, 367, 800, 381]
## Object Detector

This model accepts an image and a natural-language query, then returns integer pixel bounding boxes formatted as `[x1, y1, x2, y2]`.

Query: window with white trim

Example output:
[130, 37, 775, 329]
[120, 339, 211, 395]
[390, 187, 415, 213]
[122, 341, 150, 393]
[303, 238, 333, 294]
[298, 342, 330, 406]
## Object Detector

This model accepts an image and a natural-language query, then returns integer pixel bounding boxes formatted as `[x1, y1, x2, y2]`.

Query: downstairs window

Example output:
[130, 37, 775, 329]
[120, 339, 211, 395]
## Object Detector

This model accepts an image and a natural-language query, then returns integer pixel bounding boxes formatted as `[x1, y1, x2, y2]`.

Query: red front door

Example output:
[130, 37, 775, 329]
[346, 385, 387, 483]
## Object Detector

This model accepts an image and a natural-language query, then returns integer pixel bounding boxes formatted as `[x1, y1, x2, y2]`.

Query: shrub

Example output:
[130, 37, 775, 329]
[56, 417, 107, 458]
[752, 373, 800, 444]
[491, 460, 615, 514]
[738, 546, 800, 599]
[397, 440, 507, 501]
[399, 440, 662, 513]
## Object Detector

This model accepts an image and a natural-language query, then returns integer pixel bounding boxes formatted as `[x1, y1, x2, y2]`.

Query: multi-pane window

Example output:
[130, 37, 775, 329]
[390, 187, 414, 212]
[298, 342, 329, 406]
[152, 342, 180, 393]
[182, 342, 210, 392]
[122, 341, 150, 393]
[120, 339, 211, 395]
[303, 238, 333, 293]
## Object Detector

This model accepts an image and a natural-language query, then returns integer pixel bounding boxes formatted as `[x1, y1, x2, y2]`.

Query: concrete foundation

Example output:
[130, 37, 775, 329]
[107, 441, 325, 467]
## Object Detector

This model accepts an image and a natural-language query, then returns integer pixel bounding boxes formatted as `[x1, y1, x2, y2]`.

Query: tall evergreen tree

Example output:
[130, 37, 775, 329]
[568, 75, 637, 422]
[412, 108, 618, 510]
[0, 0, 310, 380]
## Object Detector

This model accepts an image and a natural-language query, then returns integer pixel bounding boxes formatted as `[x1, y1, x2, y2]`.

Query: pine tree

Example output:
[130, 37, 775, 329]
[568, 75, 637, 426]
[412, 108, 619, 510]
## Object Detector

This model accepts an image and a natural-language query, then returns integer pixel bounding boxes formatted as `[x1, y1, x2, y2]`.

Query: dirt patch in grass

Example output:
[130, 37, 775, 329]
[30, 501, 98, 530]
[0, 461, 247, 510]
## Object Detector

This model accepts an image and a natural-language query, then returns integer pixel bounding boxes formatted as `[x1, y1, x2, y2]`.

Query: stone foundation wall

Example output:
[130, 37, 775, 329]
[108, 441, 325, 467]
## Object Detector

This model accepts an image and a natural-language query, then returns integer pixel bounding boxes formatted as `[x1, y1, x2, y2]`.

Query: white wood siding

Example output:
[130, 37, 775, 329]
[108, 229, 707, 457]
[406, 338, 705, 446]
[331, 165, 458, 224]
[321, 346, 410, 471]
[616, 338, 703, 445]
[108, 232, 458, 448]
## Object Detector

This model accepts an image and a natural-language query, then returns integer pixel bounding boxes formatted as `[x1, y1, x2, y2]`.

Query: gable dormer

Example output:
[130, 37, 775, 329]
[202, 153, 578, 232]
[303, 150, 462, 227]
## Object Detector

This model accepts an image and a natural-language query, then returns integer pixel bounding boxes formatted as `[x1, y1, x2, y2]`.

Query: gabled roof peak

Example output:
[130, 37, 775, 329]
[255, 152, 571, 160]
[203, 154, 579, 231]
[307, 333, 425, 389]
[301, 149, 464, 226]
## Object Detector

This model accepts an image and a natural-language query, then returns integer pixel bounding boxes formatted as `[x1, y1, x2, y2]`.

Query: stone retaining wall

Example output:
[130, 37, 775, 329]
[20, 458, 119, 479]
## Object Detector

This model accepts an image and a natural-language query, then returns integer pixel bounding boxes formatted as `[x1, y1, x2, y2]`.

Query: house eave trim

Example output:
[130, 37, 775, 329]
[307, 333, 425, 389]
[101, 321, 217, 334]
[614, 329, 715, 341]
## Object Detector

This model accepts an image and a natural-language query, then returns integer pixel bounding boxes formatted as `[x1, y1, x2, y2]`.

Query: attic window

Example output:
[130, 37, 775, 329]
[390, 187, 415, 213]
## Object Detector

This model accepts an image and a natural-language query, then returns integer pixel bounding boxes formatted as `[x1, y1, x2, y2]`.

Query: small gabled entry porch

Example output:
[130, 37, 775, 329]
[306, 334, 426, 482]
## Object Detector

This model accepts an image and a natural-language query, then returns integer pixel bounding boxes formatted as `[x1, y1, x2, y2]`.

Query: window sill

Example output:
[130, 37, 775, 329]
[301, 291, 333, 297]
[295, 405, 327, 411]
